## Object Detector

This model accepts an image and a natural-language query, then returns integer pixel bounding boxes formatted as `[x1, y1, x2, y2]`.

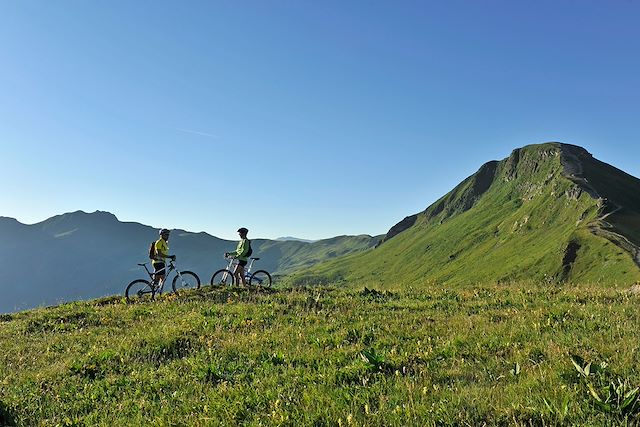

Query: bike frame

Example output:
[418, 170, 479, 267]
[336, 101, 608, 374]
[210, 256, 271, 288]
[141, 260, 179, 292]
[219, 256, 256, 283]
[126, 258, 201, 302]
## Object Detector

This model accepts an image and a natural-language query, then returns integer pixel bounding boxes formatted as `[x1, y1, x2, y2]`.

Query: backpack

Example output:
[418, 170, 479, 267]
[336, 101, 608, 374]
[245, 239, 253, 257]
[148, 241, 156, 259]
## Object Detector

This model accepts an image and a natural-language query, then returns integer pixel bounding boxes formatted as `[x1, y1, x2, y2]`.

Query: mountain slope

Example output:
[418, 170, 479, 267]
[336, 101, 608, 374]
[290, 143, 640, 287]
[0, 212, 380, 313]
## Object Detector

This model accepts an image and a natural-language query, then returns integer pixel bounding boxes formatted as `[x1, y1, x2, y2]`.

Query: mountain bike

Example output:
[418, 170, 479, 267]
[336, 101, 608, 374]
[210, 256, 272, 288]
[125, 259, 201, 302]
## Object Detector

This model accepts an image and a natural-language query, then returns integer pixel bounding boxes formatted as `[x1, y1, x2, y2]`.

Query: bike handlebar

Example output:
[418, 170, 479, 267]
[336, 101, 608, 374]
[223, 255, 259, 261]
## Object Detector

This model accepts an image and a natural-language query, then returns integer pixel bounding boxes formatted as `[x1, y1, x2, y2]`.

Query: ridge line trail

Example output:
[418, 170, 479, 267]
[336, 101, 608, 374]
[563, 149, 639, 265]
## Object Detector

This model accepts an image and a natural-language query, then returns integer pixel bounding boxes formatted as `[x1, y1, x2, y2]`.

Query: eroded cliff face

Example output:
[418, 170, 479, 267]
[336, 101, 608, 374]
[558, 143, 640, 261]
[559, 144, 601, 199]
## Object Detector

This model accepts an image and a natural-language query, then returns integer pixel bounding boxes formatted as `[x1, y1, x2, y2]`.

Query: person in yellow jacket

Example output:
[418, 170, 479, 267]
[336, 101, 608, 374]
[225, 227, 251, 286]
[152, 228, 176, 287]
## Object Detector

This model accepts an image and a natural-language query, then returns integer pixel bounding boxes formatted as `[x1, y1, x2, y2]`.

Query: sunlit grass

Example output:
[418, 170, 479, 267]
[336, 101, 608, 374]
[2, 282, 640, 425]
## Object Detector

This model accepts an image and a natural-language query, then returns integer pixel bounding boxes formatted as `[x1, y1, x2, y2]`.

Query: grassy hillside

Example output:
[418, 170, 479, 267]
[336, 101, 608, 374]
[255, 234, 380, 274]
[288, 143, 640, 287]
[3, 283, 640, 425]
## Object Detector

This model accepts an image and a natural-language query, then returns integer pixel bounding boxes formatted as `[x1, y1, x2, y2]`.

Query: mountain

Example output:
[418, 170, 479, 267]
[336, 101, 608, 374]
[275, 236, 317, 243]
[290, 143, 640, 287]
[0, 211, 380, 313]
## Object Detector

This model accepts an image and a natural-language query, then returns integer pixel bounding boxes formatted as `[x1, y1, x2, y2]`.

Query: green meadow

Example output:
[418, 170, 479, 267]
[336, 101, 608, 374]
[2, 282, 640, 426]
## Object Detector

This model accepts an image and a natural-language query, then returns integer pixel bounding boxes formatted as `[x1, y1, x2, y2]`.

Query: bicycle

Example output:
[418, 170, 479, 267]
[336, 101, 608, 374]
[210, 256, 272, 288]
[125, 259, 201, 302]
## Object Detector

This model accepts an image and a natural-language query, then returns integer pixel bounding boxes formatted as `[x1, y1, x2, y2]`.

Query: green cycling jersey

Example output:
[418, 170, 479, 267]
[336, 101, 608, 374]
[227, 238, 250, 261]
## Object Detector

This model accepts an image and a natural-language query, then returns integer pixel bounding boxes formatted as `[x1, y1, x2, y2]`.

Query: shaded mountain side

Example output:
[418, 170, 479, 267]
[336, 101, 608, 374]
[559, 144, 640, 261]
[0, 211, 380, 313]
[380, 160, 499, 245]
[290, 143, 640, 287]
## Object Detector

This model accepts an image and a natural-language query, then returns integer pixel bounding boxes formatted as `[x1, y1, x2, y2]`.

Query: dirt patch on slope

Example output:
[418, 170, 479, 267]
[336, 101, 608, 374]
[559, 239, 581, 281]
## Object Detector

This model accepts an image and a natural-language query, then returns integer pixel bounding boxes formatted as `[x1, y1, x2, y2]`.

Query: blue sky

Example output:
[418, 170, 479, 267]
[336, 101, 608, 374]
[1, 0, 639, 240]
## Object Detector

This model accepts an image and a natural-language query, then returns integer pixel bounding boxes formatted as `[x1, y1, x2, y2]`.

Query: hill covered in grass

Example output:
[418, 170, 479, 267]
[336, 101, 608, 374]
[289, 143, 640, 287]
[2, 283, 640, 425]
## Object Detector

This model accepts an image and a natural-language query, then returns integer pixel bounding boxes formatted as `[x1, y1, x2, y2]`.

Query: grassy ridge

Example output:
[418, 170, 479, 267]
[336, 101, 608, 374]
[254, 234, 381, 274]
[2, 283, 640, 425]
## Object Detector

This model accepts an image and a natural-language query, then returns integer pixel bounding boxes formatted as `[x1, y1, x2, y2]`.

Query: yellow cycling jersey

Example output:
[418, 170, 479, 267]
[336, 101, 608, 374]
[153, 238, 169, 263]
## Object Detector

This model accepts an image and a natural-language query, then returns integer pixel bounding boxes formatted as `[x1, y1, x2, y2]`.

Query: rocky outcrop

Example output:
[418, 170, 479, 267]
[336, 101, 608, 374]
[559, 239, 581, 281]
[559, 144, 601, 199]
[377, 214, 418, 246]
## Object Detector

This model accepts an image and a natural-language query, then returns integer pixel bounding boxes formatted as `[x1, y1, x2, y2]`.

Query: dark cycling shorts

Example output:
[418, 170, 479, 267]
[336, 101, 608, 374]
[153, 262, 166, 275]
[238, 259, 247, 267]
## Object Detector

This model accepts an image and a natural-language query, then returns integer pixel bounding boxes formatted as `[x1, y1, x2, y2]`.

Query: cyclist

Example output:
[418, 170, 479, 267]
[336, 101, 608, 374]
[225, 227, 251, 286]
[152, 228, 176, 288]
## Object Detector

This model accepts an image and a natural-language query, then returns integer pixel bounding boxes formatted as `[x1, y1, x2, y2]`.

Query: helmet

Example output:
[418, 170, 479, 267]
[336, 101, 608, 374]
[159, 228, 170, 235]
[237, 227, 248, 234]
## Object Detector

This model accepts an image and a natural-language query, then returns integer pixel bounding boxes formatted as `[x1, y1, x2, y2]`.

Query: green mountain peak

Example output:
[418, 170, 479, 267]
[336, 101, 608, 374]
[294, 142, 640, 287]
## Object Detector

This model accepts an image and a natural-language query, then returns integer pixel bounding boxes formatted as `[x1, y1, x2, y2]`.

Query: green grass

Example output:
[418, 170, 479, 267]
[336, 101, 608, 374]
[3, 282, 640, 426]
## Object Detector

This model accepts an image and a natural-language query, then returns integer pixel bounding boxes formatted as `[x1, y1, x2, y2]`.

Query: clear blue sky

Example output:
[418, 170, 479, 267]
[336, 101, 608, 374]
[1, 0, 639, 240]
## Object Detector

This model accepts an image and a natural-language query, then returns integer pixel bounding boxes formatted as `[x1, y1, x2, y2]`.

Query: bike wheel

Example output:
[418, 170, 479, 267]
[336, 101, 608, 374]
[172, 271, 201, 293]
[210, 269, 235, 286]
[125, 279, 155, 302]
[249, 270, 272, 288]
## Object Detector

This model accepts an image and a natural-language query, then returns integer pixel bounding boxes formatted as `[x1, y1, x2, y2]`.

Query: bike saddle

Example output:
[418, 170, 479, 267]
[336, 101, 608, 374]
[251, 257, 260, 260]
[137, 263, 147, 266]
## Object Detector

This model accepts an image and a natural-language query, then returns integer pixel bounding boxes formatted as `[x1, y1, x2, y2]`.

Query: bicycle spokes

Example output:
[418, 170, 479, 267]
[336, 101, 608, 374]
[138, 288, 153, 297]
[172, 271, 201, 292]
[210, 269, 234, 286]
[125, 279, 156, 302]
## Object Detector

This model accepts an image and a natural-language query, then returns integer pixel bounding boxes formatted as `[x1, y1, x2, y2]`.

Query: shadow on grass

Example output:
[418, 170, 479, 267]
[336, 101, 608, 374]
[0, 400, 16, 426]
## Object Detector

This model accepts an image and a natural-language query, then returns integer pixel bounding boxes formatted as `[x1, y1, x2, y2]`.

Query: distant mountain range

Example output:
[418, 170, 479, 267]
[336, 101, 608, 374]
[291, 143, 640, 287]
[5, 142, 640, 313]
[0, 213, 380, 313]
[275, 237, 317, 243]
